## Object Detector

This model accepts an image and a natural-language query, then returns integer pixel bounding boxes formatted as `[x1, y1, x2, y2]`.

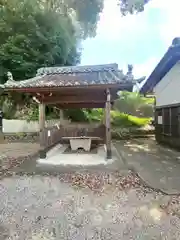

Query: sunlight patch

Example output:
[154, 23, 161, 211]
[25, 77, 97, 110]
[149, 207, 162, 221]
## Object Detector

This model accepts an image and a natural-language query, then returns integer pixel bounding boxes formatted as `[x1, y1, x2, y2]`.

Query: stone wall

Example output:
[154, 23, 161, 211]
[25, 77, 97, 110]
[3, 122, 105, 146]
[2, 119, 69, 133]
[4, 132, 39, 143]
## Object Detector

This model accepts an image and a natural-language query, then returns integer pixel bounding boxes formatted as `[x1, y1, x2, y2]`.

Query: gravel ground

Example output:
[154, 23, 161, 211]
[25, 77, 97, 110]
[0, 143, 39, 158]
[0, 172, 180, 240]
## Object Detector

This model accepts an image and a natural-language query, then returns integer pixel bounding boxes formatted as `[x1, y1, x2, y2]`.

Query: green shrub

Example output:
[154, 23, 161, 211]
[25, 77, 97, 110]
[111, 111, 130, 126]
[128, 115, 151, 126]
[111, 110, 151, 127]
[114, 91, 154, 118]
[64, 109, 88, 122]
[84, 109, 103, 122]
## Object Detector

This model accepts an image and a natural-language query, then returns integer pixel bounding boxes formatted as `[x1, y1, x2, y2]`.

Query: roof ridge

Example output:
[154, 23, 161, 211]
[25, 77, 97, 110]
[36, 63, 118, 76]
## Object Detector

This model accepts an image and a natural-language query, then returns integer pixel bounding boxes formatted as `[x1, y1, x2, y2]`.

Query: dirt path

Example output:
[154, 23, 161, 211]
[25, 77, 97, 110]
[0, 143, 39, 158]
[114, 138, 180, 194]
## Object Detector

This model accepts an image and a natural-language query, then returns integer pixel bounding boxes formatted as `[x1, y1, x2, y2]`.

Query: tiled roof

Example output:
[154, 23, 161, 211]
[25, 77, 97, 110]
[36, 63, 119, 75]
[3, 63, 134, 89]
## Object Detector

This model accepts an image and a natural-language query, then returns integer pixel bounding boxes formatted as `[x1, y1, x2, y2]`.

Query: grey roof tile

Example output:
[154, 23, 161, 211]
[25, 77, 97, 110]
[36, 63, 118, 76]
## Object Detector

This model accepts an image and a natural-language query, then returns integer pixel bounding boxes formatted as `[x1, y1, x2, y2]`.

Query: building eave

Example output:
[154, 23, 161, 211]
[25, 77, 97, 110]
[140, 41, 180, 94]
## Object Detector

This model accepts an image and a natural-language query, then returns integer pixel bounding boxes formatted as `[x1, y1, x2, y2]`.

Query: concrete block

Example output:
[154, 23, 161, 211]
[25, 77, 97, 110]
[70, 139, 91, 151]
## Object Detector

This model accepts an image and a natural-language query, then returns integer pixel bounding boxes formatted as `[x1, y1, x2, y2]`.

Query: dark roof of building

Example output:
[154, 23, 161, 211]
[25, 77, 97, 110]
[3, 63, 134, 89]
[140, 38, 180, 94]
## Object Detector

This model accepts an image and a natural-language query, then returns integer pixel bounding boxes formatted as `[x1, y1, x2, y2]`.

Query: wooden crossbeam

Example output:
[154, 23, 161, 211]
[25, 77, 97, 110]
[37, 94, 106, 104]
[55, 102, 108, 109]
[35, 92, 118, 105]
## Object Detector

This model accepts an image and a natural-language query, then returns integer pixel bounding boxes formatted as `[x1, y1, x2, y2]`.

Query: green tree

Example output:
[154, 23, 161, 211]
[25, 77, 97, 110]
[119, 0, 151, 15]
[40, 0, 104, 38]
[114, 91, 154, 118]
[0, 0, 81, 82]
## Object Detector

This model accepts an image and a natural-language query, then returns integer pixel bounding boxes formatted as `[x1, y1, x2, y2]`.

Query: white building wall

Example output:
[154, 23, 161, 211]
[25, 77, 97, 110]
[154, 61, 180, 107]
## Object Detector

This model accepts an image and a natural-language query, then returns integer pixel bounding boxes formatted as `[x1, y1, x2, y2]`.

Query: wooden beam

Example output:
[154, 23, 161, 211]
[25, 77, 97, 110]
[39, 102, 46, 159]
[38, 93, 107, 104]
[36, 93, 117, 105]
[45, 100, 107, 105]
[105, 89, 112, 159]
[55, 102, 106, 109]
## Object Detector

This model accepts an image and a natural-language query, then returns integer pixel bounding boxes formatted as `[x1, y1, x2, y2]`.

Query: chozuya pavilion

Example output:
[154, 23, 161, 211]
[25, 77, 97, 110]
[1, 63, 136, 160]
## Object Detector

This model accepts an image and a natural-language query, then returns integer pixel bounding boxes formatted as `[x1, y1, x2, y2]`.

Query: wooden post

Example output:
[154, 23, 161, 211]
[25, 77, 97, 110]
[39, 102, 46, 159]
[60, 109, 64, 119]
[60, 109, 64, 125]
[0, 110, 4, 143]
[105, 89, 112, 159]
[0, 132, 4, 143]
[102, 107, 106, 125]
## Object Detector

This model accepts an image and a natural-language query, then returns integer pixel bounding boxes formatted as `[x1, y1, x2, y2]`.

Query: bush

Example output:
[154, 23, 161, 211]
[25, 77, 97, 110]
[111, 111, 130, 126]
[84, 109, 103, 122]
[128, 115, 151, 126]
[64, 109, 88, 122]
[111, 110, 151, 127]
[114, 91, 154, 118]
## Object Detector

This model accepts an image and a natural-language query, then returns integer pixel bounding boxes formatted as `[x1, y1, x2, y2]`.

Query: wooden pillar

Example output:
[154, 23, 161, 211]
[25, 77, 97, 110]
[60, 109, 64, 125]
[39, 102, 46, 159]
[0, 110, 4, 143]
[60, 109, 64, 119]
[105, 89, 112, 159]
[102, 107, 106, 125]
[0, 127, 4, 143]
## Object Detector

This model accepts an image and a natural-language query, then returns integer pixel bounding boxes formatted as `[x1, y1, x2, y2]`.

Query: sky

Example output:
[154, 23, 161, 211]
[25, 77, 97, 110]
[81, 0, 180, 79]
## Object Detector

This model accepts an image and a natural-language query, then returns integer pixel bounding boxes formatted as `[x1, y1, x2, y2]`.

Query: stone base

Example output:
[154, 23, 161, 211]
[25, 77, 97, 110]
[70, 139, 91, 151]
[37, 144, 116, 166]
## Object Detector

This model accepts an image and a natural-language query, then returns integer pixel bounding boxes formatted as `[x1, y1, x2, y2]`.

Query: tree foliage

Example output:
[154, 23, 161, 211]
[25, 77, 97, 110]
[0, 0, 151, 84]
[119, 0, 150, 15]
[0, 0, 83, 82]
[114, 91, 154, 118]
[35, 0, 104, 38]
